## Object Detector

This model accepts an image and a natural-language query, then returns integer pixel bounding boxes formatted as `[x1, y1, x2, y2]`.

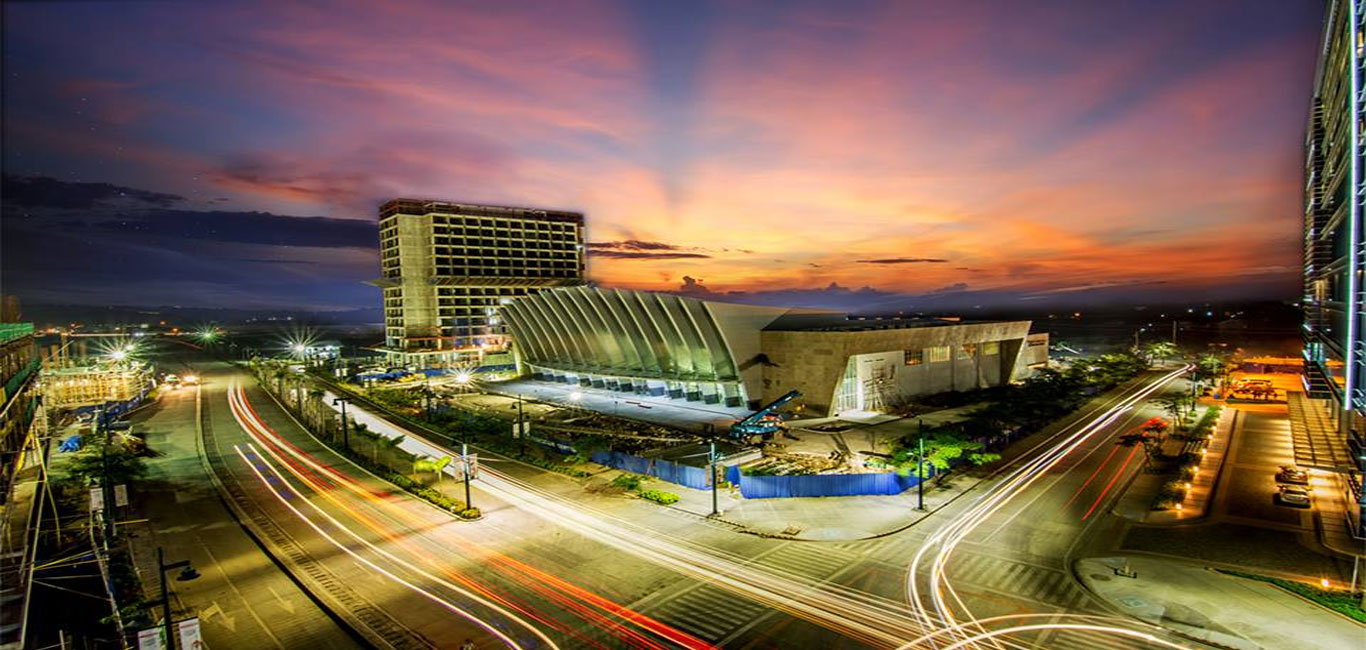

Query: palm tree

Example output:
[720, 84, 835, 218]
[1143, 341, 1178, 365]
[1154, 396, 1185, 429]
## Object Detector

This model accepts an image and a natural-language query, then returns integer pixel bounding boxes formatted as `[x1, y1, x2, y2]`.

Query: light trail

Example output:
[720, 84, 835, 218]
[903, 367, 1193, 649]
[1060, 443, 1123, 509]
[228, 379, 710, 650]
[1080, 444, 1141, 521]
[299, 372, 1169, 649]
[233, 443, 530, 649]
[309, 381, 961, 647]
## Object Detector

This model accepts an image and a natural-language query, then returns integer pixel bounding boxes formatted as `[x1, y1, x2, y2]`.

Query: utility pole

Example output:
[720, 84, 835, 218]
[516, 394, 524, 438]
[709, 438, 719, 517]
[1171, 320, 1178, 345]
[916, 418, 926, 511]
[98, 403, 115, 540]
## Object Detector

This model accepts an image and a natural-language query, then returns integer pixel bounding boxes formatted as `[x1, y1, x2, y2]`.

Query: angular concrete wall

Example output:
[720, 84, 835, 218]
[760, 320, 1032, 415]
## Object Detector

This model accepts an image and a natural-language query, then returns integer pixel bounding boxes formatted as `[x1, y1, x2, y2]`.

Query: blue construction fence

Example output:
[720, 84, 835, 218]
[528, 434, 938, 499]
[724, 465, 931, 499]
[590, 450, 711, 490]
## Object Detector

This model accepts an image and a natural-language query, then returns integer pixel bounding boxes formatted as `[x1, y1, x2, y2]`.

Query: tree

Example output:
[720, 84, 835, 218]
[1195, 354, 1227, 383]
[1154, 396, 1186, 428]
[1142, 341, 1177, 365]
[63, 438, 147, 487]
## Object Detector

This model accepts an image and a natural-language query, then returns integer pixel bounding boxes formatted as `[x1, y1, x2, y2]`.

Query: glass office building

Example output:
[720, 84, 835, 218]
[1303, 0, 1366, 534]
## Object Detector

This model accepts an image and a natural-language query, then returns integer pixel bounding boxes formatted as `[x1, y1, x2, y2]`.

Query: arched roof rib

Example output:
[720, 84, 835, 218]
[500, 287, 747, 383]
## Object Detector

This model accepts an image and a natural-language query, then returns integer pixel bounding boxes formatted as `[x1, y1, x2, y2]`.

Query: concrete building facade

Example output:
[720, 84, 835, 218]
[1302, 0, 1366, 535]
[501, 287, 1039, 415]
[760, 317, 1034, 415]
[371, 199, 586, 368]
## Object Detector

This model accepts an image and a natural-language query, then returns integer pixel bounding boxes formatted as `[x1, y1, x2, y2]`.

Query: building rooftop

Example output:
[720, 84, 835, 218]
[379, 198, 584, 223]
[761, 313, 1003, 332]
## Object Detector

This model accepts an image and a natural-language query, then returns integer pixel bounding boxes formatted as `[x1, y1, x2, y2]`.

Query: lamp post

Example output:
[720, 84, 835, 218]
[333, 397, 350, 451]
[709, 438, 719, 517]
[916, 418, 926, 511]
[155, 547, 199, 650]
[516, 393, 525, 438]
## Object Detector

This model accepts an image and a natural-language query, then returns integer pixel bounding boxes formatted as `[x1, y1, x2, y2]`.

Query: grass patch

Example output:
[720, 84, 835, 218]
[1217, 569, 1366, 624]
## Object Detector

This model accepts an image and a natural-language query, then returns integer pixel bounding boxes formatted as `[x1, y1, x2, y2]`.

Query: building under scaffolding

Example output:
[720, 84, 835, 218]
[41, 362, 154, 409]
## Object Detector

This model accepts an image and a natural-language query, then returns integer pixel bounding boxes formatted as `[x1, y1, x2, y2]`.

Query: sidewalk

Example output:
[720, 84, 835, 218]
[1077, 556, 1364, 650]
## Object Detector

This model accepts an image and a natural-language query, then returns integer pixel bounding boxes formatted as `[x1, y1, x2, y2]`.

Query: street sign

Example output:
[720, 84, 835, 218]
[114, 484, 129, 507]
[90, 488, 104, 512]
[136, 627, 163, 650]
[467, 454, 478, 479]
[177, 618, 203, 650]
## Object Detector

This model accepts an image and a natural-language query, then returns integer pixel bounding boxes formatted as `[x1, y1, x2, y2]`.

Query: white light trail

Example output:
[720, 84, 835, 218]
[903, 367, 1192, 649]
[227, 379, 547, 649]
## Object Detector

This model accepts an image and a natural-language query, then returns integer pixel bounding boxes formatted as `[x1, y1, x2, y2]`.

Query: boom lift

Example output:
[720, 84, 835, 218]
[730, 390, 802, 441]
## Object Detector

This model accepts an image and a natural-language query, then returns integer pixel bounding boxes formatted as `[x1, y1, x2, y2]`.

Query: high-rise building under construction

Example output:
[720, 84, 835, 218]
[372, 198, 586, 368]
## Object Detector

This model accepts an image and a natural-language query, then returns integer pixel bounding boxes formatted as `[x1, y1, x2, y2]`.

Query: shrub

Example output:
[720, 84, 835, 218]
[1178, 465, 1198, 482]
[1155, 480, 1188, 504]
[611, 473, 643, 491]
[459, 507, 481, 519]
[640, 489, 679, 505]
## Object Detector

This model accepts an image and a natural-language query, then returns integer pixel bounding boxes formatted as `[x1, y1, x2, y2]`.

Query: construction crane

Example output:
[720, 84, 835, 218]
[730, 390, 802, 441]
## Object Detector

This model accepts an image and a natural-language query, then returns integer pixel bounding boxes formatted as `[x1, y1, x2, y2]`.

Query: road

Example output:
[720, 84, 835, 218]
[311, 361, 1199, 648]
[124, 351, 360, 649]
[164, 346, 1207, 649]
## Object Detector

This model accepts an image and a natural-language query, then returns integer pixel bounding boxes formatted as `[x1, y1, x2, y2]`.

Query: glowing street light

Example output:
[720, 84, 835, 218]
[109, 349, 128, 362]
[569, 391, 583, 402]
[454, 372, 472, 385]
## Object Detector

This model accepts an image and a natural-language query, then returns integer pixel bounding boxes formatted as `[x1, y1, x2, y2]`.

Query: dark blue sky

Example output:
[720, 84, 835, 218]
[2, 1, 1324, 311]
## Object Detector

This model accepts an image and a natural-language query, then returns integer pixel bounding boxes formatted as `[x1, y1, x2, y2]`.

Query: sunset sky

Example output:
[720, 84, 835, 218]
[1, 1, 1322, 312]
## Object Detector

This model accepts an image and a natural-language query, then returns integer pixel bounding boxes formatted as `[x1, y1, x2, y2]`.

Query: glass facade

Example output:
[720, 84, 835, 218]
[1303, 0, 1366, 534]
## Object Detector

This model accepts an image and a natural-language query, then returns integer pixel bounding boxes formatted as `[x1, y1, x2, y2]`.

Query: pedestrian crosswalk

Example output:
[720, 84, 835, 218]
[1034, 627, 1157, 650]
[645, 583, 774, 642]
[943, 552, 1083, 607]
[755, 542, 860, 580]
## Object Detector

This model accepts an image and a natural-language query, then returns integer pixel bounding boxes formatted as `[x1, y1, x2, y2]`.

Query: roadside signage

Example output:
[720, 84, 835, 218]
[90, 488, 104, 512]
[136, 627, 163, 650]
[177, 618, 203, 650]
[114, 484, 129, 507]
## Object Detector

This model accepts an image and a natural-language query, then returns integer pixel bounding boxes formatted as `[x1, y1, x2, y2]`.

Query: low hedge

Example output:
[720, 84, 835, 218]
[640, 489, 679, 505]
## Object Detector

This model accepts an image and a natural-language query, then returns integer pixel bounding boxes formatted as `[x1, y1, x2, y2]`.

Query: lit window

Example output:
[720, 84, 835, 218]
[904, 349, 923, 366]
[926, 346, 952, 363]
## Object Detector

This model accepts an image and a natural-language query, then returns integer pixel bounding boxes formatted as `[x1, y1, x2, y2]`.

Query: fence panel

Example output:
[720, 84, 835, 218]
[734, 469, 928, 499]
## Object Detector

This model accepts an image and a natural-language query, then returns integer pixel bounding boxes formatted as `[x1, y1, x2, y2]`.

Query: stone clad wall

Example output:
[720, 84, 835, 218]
[759, 320, 1032, 415]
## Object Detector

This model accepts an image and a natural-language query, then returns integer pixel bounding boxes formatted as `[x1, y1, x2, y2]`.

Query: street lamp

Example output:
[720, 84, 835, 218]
[332, 397, 350, 451]
[155, 547, 199, 650]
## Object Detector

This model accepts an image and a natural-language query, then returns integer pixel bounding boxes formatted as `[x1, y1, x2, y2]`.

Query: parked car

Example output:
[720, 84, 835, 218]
[1276, 485, 1312, 507]
[1276, 466, 1309, 485]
